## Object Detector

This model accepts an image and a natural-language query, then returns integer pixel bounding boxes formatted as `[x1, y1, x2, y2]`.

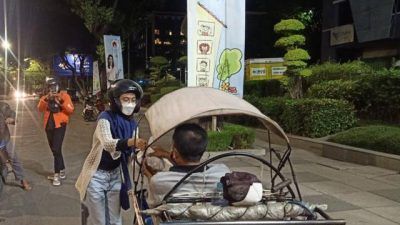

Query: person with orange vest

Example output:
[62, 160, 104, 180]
[38, 78, 74, 186]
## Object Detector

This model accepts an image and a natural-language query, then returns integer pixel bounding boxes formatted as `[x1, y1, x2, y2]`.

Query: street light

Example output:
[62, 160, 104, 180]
[1, 40, 10, 49]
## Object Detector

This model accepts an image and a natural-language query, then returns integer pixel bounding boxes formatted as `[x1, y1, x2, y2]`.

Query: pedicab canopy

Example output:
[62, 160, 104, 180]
[144, 87, 290, 145]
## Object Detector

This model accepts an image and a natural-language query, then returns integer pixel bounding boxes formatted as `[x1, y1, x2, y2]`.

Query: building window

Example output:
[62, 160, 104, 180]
[154, 29, 160, 35]
[168, 30, 173, 36]
[154, 38, 162, 45]
[163, 41, 172, 45]
[394, 0, 400, 14]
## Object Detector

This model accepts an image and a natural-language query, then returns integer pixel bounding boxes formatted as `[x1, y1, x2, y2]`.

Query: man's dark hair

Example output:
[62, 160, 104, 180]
[173, 123, 208, 162]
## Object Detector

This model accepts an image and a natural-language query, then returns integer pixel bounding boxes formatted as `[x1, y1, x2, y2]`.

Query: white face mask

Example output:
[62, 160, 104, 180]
[121, 102, 136, 116]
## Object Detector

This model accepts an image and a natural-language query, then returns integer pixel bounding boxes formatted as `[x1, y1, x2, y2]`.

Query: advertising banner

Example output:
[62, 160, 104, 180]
[93, 61, 101, 94]
[53, 54, 93, 77]
[187, 0, 246, 97]
[104, 35, 124, 86]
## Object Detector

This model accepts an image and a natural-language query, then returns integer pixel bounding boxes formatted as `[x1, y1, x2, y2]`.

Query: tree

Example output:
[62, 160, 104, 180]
[149, 56, 170, 81]
[274, 19, 311, 99]
[24, 59, 49, 94]
[216, 49, 243, 91]
[58, 50, 91, 98]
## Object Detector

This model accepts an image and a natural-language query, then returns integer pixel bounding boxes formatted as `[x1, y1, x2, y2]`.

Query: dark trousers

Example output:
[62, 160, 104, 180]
[46, 125, 66, 173]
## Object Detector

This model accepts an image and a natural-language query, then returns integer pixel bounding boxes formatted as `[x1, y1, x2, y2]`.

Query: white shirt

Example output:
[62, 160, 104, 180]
[147, 164, 230, 207]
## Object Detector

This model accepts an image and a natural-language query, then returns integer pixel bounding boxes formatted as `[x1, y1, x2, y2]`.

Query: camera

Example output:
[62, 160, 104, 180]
[48, 95, 61, 113]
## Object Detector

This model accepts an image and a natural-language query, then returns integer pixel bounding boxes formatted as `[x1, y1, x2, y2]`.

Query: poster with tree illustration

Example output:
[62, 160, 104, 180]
[187, 0, 245, 97]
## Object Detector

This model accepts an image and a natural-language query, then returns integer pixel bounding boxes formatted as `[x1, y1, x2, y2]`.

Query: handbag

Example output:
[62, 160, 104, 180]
[119, 166, 130, 210]
[220, 171, 261, 204]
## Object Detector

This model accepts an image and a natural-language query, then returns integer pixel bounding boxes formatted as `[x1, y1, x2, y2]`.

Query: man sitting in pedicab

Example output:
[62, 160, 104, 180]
[142, 123, 230, 208]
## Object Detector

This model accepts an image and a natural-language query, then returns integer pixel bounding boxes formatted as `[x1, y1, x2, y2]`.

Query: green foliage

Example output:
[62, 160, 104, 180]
[284, 49, 311, 62]
[307, 70, 400, 122]
[280, 98, 357, 137]
[150, 56, 170, 81]
[274, 19, 310, 98]
[248, 96, 357, 138]
[329, 125, 400, 155]
[177, 56, 187, 66]
[24, 59, 49, 93]
[274, 35, 305, 49]
[69, 0, 115, 37]
[307, 80, 358, 101]
[274, 19, 305, 35]
[217, 49, 242, 81]
[243, 80, 287, 97]
[208, 123, 255, 151]
[159, 86, 180, 95]
[307, 60, 372, 84]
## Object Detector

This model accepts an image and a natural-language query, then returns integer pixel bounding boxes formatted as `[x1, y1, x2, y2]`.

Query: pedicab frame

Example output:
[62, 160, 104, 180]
[131, 87, 346, 225]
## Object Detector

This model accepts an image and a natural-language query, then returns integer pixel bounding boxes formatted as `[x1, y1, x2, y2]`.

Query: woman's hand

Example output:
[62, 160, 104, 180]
[127, 138, 147, 151]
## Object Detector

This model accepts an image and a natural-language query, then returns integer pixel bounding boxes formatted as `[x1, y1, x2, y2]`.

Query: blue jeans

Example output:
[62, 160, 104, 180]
[83, 168, 122, 225]
[0, 141, 25, 181]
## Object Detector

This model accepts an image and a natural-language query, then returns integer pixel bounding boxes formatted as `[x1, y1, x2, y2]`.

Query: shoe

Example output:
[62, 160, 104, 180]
[48, 173, 61, 186]
[21, 179, 32, 191]
[59, 170, 66, 180]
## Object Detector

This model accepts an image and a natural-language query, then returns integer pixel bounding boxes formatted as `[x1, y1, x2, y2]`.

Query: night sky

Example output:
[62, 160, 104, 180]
[0, 0, 321, 63]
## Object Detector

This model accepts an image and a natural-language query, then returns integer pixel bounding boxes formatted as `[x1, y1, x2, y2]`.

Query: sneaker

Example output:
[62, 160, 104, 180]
[48, 173, 61, 186]
[59, 170, 66, 180]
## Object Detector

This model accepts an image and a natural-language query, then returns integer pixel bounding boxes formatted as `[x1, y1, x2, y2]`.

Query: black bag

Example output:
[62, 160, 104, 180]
[120, 182, 130, 210]
[220, 171, 260, 204]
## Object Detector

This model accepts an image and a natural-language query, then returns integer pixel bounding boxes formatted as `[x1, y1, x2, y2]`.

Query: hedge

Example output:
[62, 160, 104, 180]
[307, 60, 372, 84]
[244, 79, 287, 97]
[329, 125, 400, 155]
[208, 123, 255, 151]
[307, 70, 400, 122]
[245, 96, 357, 138]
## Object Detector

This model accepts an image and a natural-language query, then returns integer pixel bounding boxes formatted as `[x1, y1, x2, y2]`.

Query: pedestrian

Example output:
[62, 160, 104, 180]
[0, 102, 31, 191]
[37, 78, 74, 186]
[76, 79, 146, 225]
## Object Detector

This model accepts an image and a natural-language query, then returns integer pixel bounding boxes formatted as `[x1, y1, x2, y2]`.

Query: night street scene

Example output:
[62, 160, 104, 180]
[0, 0, 400, 225]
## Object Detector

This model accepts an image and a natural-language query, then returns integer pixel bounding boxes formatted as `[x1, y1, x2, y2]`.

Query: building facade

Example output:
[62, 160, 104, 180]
[322, 0, 400, 62]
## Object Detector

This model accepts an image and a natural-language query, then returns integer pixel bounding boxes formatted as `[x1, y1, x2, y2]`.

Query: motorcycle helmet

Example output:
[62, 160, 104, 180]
[108, 79, 143, 116]
[46, 77, 60, 94]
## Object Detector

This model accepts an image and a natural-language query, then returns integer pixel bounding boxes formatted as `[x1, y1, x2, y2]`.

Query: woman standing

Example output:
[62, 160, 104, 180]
[76, 79, 146, 225]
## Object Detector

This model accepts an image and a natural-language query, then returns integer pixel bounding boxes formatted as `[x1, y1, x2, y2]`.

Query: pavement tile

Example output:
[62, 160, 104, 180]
[283, 171, 330, 183]
[303, 194, 361, 212]
[371, 174, 400, 188]
[303, 181, 360, 195]
[300, 163, 398, 191]
[330, 191, 400, 208]
[370, 189, 400, 203]
[343, 166, 398, 179]
[329, 209, 400, 225]
[365, 206, 400, 224]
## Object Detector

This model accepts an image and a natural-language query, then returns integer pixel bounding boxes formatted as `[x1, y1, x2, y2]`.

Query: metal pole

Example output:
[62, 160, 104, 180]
[4, 0, 8, 95]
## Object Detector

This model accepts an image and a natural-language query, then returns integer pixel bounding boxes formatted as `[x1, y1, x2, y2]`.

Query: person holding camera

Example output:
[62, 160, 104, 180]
[38, 78, 74, 186]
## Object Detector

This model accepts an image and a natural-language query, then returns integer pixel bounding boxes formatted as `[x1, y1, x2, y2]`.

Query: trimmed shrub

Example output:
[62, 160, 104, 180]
[280, 98, 357, 137]
[244, 80, 287, 97]
[159, 86, 180, 95]
[307, 61, 372, 84]
[329, 125, 400, 155]
[307, 80, 357, 101]
[207, 123, 255, 151]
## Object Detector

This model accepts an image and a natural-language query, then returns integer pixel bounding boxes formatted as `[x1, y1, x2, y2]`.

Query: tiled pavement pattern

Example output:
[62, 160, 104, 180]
[0, 99, 398, 224]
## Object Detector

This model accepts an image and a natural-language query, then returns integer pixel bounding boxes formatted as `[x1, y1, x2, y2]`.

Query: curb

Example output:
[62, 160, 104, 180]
[256, 128, 400, 172]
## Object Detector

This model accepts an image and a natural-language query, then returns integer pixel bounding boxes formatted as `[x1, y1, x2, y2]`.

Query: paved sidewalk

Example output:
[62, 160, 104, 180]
[0, 99, 398, 224]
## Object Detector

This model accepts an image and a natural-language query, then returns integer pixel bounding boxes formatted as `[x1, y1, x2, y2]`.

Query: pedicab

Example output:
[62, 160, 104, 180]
[131, 87, 346, 225]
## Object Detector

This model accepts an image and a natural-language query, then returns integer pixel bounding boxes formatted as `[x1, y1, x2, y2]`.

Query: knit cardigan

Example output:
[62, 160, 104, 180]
[75, 118, 136, 201]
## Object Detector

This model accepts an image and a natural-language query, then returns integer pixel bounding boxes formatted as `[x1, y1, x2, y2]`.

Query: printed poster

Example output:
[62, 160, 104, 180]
[104, 35, 124, 86]
[92, 61, 101, 94]
[187, 0, 246, 97]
